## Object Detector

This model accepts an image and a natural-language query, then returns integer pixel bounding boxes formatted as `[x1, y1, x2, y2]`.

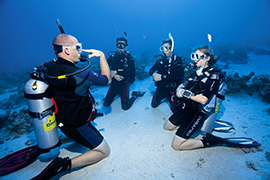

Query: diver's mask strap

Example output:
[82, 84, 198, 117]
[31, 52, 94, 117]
[53, 44, 63, 54]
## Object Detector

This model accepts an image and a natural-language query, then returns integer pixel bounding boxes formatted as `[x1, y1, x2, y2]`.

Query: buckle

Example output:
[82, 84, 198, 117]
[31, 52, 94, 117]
[36, 112, 43, 120]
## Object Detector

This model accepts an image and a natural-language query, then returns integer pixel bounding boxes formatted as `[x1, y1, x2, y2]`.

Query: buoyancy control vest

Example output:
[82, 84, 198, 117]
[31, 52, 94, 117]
[43, 59, 96, 127]
[150, 54, 184, 89]
[108, 51, 135, 84]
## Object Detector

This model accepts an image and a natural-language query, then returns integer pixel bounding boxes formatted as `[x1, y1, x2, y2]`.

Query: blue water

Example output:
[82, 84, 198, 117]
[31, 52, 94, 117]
[0, 0, 269, 73]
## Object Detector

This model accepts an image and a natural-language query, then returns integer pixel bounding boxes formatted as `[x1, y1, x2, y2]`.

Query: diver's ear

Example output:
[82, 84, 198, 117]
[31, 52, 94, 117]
[63, 47, 70, 55]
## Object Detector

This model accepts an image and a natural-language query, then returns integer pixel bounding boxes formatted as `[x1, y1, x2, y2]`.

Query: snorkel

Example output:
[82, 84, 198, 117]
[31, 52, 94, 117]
[196, 34, 212, 76]
[208, 34, 212, 47]
[56, 19, 65, 34]
[169, 32, 174, 52]
[159, 33, 174, 58]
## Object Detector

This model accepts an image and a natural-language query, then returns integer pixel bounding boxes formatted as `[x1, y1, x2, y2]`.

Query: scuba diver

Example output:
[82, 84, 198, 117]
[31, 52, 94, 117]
[163, 45, 260, 150]
[149, 34, 184, 112]
[31, 34, 111, 179]
[103, 37, 145, 110]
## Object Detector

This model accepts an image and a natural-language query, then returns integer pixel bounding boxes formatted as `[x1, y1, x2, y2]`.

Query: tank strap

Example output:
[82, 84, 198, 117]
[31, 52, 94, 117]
[216, 93, 225, 100]
[24, 92, 45, 99]
[28, 105, 55, 119]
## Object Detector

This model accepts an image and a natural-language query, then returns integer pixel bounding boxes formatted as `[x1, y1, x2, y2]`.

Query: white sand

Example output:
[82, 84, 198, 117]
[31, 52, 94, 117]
[0, 54, 270, 180]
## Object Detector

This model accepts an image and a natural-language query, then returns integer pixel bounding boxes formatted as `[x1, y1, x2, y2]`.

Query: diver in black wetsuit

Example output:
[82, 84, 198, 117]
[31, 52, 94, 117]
[103, 37, 145, 110]
[32, 34, 111, 180]
[149, 38, 184, 112]
[163, 45, 223, 150]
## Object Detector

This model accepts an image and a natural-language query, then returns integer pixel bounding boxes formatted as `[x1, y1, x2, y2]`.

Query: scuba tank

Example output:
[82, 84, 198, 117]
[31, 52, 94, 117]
[24, 56, 91, 149]
[24, 73, 60, 150]
[200, 81, 227, 133]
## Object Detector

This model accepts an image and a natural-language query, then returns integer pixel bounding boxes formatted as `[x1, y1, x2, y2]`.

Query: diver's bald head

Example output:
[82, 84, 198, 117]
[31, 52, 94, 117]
[53, 34, 77, 46]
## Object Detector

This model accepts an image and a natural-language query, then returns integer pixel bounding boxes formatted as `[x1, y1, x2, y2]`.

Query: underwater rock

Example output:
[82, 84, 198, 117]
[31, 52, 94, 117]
[245, 46, 270, 55]
[225, 73, 248, 93]
[242, 72, 255, 82]
[265, 151, 270, 162]
[0, 93, 25, 109]
[0, 75, 27, 110]
[215, 44, 249, 64]
[259, 84, 270, 103]
[135, 64, 149, 80]
[249, 74, 270, 103]
[0, 108, 33, 141]
[225, 72, 270, 103]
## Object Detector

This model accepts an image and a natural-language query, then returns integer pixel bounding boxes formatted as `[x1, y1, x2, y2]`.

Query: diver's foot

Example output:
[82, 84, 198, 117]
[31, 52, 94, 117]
[201, 133, 225, 147]
[132, 91, 146, 98]
[31, 157, 71, 180]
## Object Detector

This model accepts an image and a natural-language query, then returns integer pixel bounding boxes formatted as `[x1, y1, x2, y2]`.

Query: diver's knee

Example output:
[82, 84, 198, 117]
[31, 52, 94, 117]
[121, 104, 130, 111]
[94, 140, 110, 157]
[164, 120, 177, 130]
[103, 142, 110, 158]
[171, 135, 185, 151]
[151, 102, 158, 108]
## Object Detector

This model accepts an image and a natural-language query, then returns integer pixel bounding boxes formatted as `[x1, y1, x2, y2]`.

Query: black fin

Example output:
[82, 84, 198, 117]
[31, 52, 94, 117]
[202, 133, 261, 148]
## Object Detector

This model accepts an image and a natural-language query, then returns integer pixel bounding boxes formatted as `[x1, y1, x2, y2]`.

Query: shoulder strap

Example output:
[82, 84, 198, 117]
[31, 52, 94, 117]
[189, 70, 211, 91]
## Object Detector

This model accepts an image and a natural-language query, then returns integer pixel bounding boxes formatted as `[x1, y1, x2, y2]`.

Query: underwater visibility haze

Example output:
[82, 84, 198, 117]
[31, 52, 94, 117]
[1, 1, 270, 179]
[0, 0, 270, 73]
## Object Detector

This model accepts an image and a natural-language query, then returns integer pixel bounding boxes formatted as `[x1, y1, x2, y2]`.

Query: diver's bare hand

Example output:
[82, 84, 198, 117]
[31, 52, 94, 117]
[176, 89, 185, 98]
[114, 74, 124, 81]
[153, 73, 162, 82]
[82, 49, 105, 58]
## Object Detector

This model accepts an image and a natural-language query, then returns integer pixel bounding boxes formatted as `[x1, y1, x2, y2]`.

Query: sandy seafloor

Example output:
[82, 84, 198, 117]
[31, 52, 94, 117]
[0, 52, 270, 180]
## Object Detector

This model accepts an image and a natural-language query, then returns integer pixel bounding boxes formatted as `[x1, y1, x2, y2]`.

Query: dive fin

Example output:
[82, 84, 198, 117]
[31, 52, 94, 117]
[0, 145, 47, 176]
[223, 137, 261, 148]
[0, 140, 62, 176]
[213, 120, 235, 133]
[202, 133, 261, 148]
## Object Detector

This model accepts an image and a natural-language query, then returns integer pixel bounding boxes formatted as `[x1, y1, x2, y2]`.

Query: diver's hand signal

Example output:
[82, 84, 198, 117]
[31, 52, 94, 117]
[82, 49, 105, 58]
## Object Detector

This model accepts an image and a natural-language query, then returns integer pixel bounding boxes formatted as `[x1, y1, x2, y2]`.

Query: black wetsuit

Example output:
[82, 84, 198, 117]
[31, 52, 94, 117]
[44, 58, 108, 149]
[149, 54, 184, 109]
[169, 67, 221, 139]
[104, 51, 136, 110]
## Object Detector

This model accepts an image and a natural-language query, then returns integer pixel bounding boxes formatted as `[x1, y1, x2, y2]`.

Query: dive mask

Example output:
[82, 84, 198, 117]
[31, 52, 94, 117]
[63, 43, 83, 54]
[117, 42, 126, 49]
[53, 43, 82, 54]
[159, 45, 171, 53]
[190, 52, 207, 61]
